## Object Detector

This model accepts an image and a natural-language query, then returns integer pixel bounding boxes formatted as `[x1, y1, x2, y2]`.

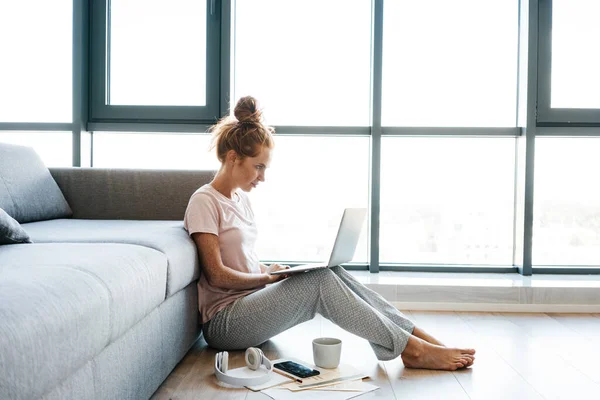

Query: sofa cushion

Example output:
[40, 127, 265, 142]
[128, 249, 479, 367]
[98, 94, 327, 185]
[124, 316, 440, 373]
[0, 143, 72, 223]
[0, 208, 32, 244]
[23, 219, 199, 297]
[0, 243, 168, 400]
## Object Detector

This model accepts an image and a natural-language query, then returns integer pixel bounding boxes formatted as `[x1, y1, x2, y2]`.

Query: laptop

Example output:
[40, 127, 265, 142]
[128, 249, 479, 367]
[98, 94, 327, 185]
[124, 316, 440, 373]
[270, 208, 367, 276]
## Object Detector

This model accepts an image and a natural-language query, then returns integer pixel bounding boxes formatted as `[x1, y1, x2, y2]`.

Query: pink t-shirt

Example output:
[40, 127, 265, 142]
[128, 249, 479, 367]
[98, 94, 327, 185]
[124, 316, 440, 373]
[184, 184, 264, 323]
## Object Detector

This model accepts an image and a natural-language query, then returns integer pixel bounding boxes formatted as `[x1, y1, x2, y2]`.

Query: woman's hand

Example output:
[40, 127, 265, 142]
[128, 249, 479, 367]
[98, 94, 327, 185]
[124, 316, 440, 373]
[266, 263, 291, 283]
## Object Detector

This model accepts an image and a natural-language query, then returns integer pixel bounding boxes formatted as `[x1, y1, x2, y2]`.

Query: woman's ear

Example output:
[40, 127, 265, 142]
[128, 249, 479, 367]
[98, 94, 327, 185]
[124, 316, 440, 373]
[226, 150, 237, 165]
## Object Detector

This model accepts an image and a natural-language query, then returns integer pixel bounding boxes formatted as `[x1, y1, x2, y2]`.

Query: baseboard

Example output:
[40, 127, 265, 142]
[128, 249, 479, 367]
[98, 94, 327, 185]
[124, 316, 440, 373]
[392, 302, 600, 313]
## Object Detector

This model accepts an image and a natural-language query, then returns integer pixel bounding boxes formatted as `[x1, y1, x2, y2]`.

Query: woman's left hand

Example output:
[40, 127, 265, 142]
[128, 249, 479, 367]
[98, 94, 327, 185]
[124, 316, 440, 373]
[266, 263, 291, 282]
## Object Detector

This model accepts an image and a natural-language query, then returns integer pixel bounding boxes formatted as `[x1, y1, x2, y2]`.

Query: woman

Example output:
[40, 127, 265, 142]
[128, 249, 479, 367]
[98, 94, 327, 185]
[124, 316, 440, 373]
[184, 96, 475, 370]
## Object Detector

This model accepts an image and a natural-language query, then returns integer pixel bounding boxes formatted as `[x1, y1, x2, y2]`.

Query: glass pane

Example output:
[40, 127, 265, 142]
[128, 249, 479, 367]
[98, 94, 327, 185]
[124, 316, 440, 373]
[234, 0, 371, 126]
[380, 137, 515, 265]
[249, 136, 369, 263]
[534, 138, 600, 265]
[0, 132, 72, 167]
[551, 0, 600, 108]
[92, 132, 220, 169]
[382, 0, 518, 127]
[81, 132, 92, 167]
[109, 0, 207, 106]
[0, 1, 72, 122]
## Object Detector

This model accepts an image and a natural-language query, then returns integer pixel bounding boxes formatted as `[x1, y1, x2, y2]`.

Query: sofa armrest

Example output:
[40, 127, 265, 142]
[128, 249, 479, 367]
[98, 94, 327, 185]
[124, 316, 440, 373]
[49, 168, 215, 220]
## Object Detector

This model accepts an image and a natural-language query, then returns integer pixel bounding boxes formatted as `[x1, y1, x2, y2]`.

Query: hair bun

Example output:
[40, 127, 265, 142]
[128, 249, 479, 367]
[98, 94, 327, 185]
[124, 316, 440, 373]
[234, 96, 262, 123]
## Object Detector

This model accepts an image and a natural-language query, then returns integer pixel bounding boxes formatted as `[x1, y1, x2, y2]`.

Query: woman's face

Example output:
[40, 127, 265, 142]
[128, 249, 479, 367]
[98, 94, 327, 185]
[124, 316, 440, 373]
[233, 146, 271, 192]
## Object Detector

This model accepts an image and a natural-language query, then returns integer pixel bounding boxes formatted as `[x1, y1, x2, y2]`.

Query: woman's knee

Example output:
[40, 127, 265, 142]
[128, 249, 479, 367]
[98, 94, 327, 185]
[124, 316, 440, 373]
[285, 267, 332, 283]
[301, 268, 336, 284]
[330, 265, 345, 274]
[278, 269, 336, 299]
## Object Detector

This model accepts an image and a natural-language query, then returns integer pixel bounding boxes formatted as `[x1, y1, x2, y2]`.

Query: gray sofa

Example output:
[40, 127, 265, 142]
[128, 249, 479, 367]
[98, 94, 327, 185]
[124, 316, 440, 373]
[0, 143, 213, 399]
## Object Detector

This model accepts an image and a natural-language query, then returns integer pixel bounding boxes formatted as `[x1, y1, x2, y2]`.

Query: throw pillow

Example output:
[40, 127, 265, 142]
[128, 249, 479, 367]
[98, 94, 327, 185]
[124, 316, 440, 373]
[0, 208, 33, 244]
[0, 143, 72, 223]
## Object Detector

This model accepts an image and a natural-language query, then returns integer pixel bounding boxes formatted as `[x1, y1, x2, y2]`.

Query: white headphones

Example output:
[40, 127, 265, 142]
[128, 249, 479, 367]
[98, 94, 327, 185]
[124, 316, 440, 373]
[214, 347, 273, 387]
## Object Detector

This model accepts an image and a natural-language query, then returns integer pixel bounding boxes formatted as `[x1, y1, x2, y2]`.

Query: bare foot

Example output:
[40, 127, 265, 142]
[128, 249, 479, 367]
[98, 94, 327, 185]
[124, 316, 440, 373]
[401, 336, 476, 371]
[411, 327, 475, 367]
[412, 326, 445, 347]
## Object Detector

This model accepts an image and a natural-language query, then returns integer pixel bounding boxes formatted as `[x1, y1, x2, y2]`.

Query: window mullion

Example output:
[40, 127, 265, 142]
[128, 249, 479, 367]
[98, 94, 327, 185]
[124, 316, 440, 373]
[369, 0, 384, 273]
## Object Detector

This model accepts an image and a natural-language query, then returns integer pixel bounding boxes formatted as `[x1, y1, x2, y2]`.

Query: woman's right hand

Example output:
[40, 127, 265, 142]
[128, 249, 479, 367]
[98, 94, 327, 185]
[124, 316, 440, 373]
[266, 263, 291, 283]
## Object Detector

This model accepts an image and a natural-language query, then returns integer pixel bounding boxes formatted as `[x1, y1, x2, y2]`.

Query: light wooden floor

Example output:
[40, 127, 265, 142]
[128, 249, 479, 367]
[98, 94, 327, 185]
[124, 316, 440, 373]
[151, 311, 600, 400]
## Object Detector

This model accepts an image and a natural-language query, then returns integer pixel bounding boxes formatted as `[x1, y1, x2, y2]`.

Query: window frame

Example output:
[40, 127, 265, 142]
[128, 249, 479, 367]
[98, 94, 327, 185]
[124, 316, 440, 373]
[89, 0, 222, 124]
[537, 0, 600, 125]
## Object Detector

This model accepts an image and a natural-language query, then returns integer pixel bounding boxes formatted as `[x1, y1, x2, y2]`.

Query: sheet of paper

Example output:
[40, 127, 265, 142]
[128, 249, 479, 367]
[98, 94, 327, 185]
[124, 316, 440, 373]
[310, 379, 367, 392]
[281, 363, 368, 392]
[263, 382, 379, 400]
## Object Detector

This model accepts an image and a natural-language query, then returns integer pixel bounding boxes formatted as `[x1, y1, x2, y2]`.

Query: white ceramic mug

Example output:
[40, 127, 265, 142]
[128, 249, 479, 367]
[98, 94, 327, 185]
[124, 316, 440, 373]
[312, 337, 342, 369]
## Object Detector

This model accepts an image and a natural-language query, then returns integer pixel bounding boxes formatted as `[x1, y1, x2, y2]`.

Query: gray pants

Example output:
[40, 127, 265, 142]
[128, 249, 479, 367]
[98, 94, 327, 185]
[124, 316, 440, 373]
[203, 266, 414, 361]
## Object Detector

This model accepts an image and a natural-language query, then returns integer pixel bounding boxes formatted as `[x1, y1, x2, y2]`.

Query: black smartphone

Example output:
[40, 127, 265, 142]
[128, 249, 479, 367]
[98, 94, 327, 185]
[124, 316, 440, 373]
[273, 361, 320, 379]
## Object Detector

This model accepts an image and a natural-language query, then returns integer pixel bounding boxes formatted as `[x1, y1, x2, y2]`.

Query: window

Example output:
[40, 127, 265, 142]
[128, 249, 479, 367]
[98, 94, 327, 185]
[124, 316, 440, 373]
[0, 1, 72, 123]
[233, 0, 372, 126]
[248, 136, 369, 263]
[92, 132, 220, 170]
[5, 0, 593, 274]
[382, 0, 518, 127]
[90, 0, 220, 122]
[537, 0, 600, 123]
[533, 137, 600, 266]
[380, 137, 515, 265]
[109, 0, 207, 106]
[550, 0, 600, 109]
[0, 132, 72, 167]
